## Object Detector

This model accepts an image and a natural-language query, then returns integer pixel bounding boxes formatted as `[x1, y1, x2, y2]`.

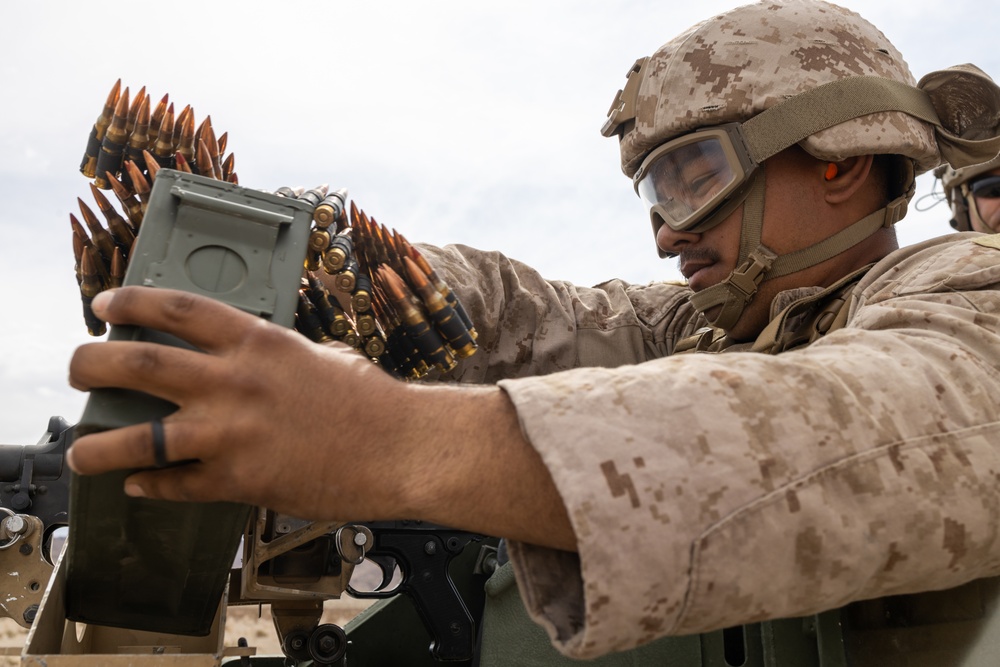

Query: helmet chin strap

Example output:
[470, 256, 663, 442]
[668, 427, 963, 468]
[687, 171, 773, 330]
[687, 171, 909, 332]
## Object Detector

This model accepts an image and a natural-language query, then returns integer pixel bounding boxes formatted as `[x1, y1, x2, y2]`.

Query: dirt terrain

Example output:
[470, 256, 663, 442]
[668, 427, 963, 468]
[0, 597, 372, 663]
[0, 533, 380, 662]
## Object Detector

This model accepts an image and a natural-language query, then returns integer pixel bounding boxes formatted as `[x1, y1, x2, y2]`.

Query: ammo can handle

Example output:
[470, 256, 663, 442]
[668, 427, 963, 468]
[170, 186, 295, 226]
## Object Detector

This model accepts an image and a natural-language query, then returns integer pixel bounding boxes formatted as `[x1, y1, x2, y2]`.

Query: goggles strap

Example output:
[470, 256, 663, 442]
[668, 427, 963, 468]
[741, 77, 943, 163]
[959, 183, 994, 231]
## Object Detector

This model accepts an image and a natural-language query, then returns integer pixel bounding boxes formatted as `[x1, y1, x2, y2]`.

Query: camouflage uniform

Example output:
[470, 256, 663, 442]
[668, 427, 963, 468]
[423, 231, 1000, 660]
[419, 0, 1000, 661]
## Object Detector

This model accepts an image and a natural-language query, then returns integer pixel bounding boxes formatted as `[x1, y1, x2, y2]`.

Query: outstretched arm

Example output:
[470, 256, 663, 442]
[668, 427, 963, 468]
[67, 286, 575, 551]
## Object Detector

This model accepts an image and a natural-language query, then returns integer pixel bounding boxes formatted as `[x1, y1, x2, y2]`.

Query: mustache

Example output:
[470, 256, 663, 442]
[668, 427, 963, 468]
[677, 247, 721, 269]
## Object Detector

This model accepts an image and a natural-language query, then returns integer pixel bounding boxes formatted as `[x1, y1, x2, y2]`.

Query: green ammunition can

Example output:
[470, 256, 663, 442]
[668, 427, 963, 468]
[66, 169, 313, 636]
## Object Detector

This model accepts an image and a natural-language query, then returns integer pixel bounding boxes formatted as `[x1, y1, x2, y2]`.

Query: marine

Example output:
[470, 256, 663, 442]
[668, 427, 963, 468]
[66, 1, 1000, 664]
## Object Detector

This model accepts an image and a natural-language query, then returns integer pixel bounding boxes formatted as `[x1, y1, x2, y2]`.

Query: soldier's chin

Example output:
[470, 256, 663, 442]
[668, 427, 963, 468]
[984, 212, 1000, 233]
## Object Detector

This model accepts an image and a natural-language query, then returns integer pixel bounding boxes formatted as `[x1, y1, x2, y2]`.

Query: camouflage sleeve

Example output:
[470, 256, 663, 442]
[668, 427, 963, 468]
[417, 243, 705, 382]
[500, 234, 1000, 659]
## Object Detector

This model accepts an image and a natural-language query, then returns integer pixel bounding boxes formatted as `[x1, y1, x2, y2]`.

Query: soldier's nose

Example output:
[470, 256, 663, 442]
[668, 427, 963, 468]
[656, 222, 700, 256]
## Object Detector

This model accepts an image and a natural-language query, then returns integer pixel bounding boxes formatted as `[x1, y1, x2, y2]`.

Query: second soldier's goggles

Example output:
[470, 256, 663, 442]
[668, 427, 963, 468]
[633, 123, 759, 235]
[970, 175, 1000, 199]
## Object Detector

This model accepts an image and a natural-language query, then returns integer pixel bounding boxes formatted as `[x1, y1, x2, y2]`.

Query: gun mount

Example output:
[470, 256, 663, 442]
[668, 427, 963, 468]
[1, 416, 498, 665]
[0, 416, 73, 629]
[3, 168, 496, 665]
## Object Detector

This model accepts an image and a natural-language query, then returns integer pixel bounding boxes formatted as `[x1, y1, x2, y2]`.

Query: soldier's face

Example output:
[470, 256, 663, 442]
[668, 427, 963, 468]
[968, 168, 1000, 233]
[656, 145, 856, 339]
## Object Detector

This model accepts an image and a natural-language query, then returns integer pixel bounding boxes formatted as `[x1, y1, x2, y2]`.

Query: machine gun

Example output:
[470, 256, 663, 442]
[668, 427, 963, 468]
[0, 159, 495, 664]
[1, 79, 494, 663]
[0, 425, 499, 665]
[0, 416, 73, 628]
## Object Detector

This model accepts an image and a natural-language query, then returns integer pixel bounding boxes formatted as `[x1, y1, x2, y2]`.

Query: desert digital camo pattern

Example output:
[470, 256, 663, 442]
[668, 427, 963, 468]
[941, 151, 1000, 197]
[422, 233, 1000, 659]
[419, 244, 707, 380]
[616, 0, 939, 179]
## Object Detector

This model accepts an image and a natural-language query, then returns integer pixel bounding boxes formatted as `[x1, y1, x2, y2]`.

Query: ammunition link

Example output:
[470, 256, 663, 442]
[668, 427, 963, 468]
[74, 80, 478, 380]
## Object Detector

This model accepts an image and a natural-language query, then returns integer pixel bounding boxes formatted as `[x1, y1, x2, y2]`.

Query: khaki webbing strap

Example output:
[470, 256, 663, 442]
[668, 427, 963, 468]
[743, 74, 1000, 170]
[686, 283, 730, 323]
[687, 197, 894, 330]
[750, 263, 872, 354]
[742, 77, 942, 162]
[673, 327, 722, 354]
[766, 197, 906, 280]
[686, 175, 773, 330]
[738, 170, 767, 261]
[688, 246, 777, 329]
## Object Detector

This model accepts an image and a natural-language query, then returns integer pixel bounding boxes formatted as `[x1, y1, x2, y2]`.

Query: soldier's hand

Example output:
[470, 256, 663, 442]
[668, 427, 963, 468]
[66, 286, 409, 521]
[67, 286, 576, 550]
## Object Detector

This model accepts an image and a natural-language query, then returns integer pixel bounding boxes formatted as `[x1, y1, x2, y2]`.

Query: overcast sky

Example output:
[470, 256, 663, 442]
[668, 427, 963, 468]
[1, 0, 997, 444]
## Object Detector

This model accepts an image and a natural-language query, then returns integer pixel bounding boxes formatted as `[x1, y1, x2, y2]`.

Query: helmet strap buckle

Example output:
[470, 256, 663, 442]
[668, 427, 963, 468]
[884, 196, 908, 227]
[728, 247, 777, 299]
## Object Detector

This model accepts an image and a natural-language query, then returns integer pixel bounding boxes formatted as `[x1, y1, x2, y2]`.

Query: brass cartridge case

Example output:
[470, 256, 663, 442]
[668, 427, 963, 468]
[313, 189, 348, 229]
[80, 79, 121, 178]
[124, 94, 151, 170]
[107, 172, 145, 230]
[404, 257, 476, 358]
[334, 258, 359, 293]
[322, 229, 353, 274]
[146, 93, 169, 150]
[94, 87, 131, 189]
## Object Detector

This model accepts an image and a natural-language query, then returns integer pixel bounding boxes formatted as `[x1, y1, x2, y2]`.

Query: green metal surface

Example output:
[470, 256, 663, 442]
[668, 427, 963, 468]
[342, 536, 496, 666]
[66, 170, 314, 636]
[478, 563, 702, 666]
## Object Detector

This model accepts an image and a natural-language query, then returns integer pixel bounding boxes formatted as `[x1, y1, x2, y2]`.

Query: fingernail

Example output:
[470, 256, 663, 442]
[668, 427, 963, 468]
[91, 290, 115, 314]
[65, 447, 77, 473]
[125, 483, 146, 498]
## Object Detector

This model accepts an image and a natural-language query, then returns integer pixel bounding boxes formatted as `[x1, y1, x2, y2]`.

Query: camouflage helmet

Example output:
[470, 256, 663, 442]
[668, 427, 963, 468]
[604, 0, 998, 181]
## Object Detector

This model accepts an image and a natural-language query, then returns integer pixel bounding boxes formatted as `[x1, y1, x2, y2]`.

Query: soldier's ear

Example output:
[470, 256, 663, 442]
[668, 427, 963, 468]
[822, 155, 874, 205]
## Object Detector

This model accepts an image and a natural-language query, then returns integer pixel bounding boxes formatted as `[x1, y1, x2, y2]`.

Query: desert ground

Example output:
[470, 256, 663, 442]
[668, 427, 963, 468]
[0, 597, 373, 663]
[0, 530, 383, 663]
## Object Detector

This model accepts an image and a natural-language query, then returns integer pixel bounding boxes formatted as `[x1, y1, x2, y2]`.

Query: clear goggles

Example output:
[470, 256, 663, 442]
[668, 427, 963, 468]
[633, 123, 759, 234]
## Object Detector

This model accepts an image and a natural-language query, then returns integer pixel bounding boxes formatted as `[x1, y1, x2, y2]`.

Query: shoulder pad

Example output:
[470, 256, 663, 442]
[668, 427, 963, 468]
[973, 234, 1000, 251]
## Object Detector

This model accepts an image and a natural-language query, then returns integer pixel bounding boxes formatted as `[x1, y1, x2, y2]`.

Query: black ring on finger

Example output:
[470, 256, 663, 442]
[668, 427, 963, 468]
[151, 419, 168, 468]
